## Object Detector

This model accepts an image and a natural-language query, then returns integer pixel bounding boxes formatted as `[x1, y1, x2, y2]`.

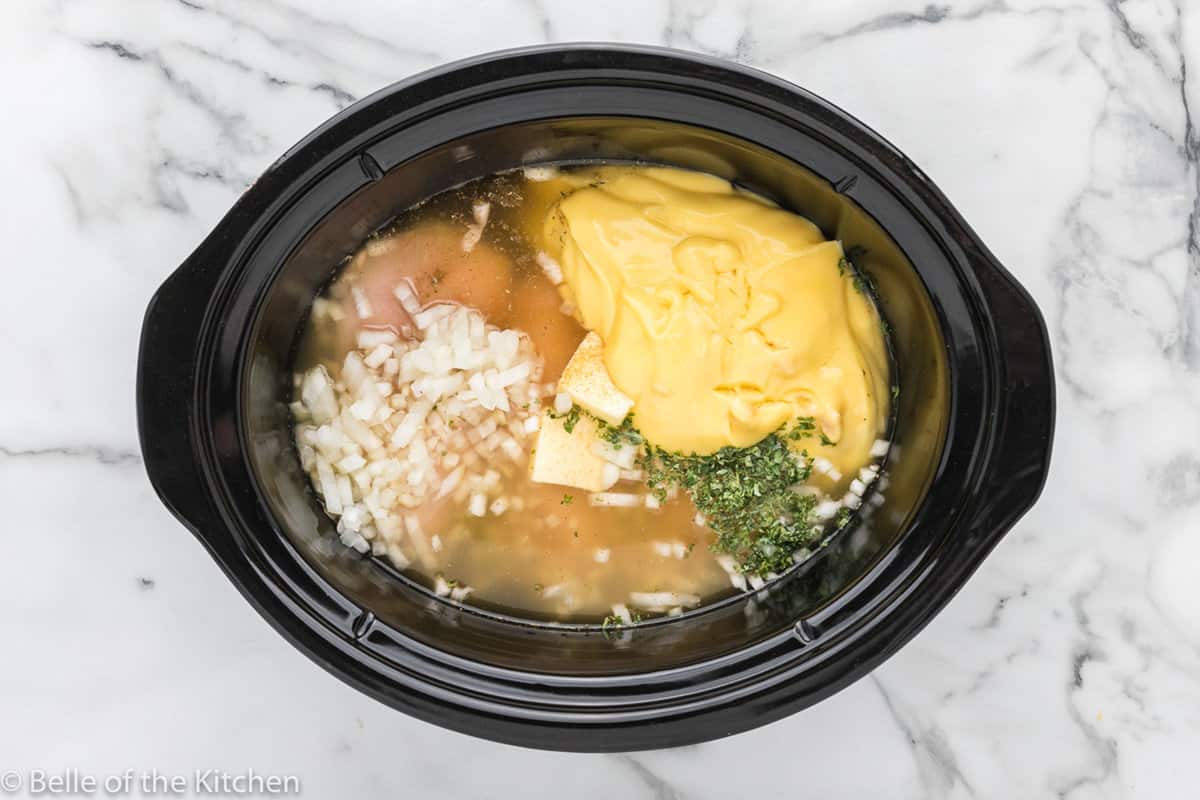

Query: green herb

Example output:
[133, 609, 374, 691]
[819, 431, 836, 447]
[645, 426, 821, 576]
[601, 614, 623, 631]
[595, 413, 644, 449]
[840, 245, 872, 295]
[785, 416, 817, 441]
[561, 494, 574, 506]
[891, 385, 900, 402]
[835, 507, 852, 528]
[549, 403, 582, 433]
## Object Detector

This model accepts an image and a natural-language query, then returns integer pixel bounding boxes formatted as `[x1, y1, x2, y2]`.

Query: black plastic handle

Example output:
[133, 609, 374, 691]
[136, 247, 224, 540]
[965, 248, 1056, 541]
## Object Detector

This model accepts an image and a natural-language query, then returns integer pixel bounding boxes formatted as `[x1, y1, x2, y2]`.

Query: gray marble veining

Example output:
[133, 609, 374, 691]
[0, 1, 1197, 798]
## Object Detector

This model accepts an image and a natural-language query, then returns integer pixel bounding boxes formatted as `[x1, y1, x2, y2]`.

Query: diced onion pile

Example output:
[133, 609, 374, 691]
[292, 296, 546, 568]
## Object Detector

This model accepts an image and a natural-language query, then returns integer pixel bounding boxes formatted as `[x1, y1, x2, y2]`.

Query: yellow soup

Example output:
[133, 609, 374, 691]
[542, 167, 889, 476]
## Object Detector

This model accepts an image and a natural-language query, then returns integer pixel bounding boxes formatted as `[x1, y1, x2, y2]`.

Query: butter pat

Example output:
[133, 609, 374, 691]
[529, 408, 613, 492]
[558, 332, 633, 426]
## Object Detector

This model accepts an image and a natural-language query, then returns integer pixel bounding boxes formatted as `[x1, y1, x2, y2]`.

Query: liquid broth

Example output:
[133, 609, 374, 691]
[295, 169, 735, 620]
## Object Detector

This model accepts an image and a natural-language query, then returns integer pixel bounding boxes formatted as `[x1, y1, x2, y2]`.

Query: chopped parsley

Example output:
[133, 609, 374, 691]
[840, 245, 873, 295]
[596, 413, 644, 449]
[645, 429, 822, 576]
[548, 404, 851, 578]
[785, 416, 817, 441]
[548, 403, 582, 433]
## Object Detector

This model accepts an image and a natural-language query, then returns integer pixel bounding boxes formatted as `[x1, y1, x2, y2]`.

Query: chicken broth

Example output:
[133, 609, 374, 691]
[292, 165, 892, 623]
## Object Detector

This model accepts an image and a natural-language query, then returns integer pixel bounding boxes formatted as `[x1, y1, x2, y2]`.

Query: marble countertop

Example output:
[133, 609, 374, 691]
[2, 0, 1198, 797]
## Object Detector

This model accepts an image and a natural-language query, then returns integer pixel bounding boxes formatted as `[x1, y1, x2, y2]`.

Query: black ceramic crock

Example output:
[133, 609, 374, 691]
[137, 45, 1054, 751]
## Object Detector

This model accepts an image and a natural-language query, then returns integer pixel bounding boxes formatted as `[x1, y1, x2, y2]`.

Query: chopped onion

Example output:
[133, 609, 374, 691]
[316, 460, 341, 514]
[350, 286, 372, 319]
[363, 344, 392, 368]
[630, 591, 701, 610]
[461, 225, 483, 253]
[293, 298, 542, 569]
[715, 555, 748, 591]
[537, 252, 563, 285]
[813, 500, 841, 521]
[357, 329, 397, 349]
[593, 441, 636, 469]
[336, 453, 366, 473]
[523, 166, 558, 182]
[590, 492, 642, 508]
[393, 279, 422, 316]
[600, 462, 621, 490]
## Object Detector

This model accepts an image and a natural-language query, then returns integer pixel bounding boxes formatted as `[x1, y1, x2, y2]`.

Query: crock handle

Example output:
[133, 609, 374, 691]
[970, 252, 1056, 528]
[136, 249, 225, 537]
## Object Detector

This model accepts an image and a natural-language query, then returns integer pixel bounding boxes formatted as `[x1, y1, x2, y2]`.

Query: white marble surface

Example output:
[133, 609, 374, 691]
[1, 0, 1198, 797]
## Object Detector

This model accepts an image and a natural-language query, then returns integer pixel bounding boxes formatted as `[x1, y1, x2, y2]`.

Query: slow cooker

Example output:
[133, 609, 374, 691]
[137, 45, 1054, 751]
